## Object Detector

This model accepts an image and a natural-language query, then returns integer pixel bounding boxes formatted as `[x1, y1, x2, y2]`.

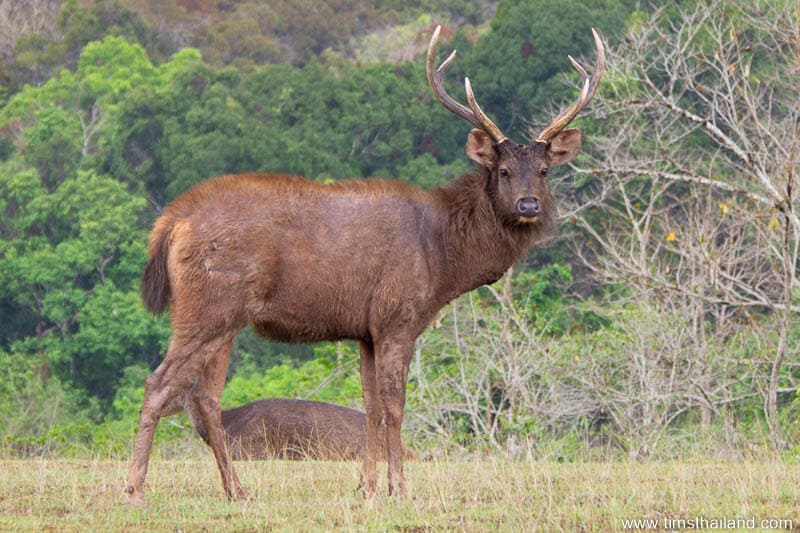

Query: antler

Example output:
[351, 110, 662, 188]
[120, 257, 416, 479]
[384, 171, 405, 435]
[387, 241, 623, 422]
[427, 26, 508, 144]
[535, 28, 606, 143]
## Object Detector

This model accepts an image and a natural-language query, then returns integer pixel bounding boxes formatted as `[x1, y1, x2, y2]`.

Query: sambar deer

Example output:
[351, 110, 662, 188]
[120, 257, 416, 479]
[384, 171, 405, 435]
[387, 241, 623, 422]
[125, 26, 604, 502]
[221, 398, 412, 461]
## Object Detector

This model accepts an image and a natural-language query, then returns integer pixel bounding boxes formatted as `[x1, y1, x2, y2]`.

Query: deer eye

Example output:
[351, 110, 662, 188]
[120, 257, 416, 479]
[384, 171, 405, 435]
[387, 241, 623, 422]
[540, 167, 549, 176]
[499, 167, 510, 177]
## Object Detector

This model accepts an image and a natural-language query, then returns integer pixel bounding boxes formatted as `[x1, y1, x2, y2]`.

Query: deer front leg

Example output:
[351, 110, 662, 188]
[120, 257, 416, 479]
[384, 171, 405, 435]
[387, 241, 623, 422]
[376, 337, 413, 497]
[358, 340, 381, 498]
[189, 394, 248, 500]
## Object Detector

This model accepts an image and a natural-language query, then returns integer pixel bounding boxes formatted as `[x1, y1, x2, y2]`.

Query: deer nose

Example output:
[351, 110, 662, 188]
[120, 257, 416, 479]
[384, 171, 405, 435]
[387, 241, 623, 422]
[515, 197, 540, 217]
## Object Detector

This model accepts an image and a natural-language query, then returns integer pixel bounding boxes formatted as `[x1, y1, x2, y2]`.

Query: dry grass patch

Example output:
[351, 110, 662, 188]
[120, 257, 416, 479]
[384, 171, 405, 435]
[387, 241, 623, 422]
[0, 459, 797, 531]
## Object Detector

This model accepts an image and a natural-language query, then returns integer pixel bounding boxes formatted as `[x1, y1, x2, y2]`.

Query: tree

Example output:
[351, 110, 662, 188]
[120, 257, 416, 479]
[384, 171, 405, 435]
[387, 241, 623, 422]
[460, 0, 630, 136]
[0, 0, 60, 61]
[0, 166, 167, 402]
[0, 36, 182, 404]
[566, 0, 799, 447]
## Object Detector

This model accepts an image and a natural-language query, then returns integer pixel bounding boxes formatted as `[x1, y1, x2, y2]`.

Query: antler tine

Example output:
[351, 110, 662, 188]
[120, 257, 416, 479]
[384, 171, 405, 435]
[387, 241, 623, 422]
[465, 77, 508, 144]
[568, 55, 588, 78]
[427, 25, 508, 143]
[536, 28, 606, 143]
[427, 26, 480, 129]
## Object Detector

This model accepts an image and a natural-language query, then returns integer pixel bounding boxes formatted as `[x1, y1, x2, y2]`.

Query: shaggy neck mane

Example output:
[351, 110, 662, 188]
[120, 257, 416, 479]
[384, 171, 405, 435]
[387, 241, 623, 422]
[431, 169, 550, 298]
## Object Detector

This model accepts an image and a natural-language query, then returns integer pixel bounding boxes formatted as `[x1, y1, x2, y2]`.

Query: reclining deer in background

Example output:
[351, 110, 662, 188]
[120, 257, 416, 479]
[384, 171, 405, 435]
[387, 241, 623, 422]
[125, 25, 604, 502]
[221, 398, 414, 461]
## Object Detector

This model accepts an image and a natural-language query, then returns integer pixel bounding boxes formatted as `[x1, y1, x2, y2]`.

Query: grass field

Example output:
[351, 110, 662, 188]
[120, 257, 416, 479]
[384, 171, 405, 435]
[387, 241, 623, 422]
[0, 458, 797, 531]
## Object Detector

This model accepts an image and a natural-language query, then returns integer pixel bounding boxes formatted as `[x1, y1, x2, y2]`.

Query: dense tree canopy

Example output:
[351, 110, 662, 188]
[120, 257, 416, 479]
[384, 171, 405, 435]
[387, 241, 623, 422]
[0, 0, 796, 459]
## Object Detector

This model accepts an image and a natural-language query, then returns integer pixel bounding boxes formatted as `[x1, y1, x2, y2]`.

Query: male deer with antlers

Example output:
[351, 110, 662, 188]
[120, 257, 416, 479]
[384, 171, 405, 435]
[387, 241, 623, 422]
[125, 26, 604, 502]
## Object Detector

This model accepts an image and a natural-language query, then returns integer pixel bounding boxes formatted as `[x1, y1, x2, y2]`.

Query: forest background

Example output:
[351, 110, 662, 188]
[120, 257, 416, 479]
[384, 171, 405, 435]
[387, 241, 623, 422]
[0, 0, 797, 463]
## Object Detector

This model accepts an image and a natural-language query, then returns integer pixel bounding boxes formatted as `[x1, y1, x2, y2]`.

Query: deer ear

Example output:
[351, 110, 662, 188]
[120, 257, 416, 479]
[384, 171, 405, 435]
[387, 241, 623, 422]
[546, 128, 582, 165]
[466, 129, 497, 168]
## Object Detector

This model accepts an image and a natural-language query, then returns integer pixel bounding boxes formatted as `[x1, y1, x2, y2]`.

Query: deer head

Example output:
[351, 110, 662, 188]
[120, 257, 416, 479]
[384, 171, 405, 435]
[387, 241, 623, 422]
[427, 26, 605, 225]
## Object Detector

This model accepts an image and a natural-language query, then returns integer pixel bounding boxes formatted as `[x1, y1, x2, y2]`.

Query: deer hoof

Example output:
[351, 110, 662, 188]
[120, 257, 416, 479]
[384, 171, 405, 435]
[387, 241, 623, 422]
[125, 485, 147, 505]
[227, 486, 250, 502]
[358, 481, 377, 500]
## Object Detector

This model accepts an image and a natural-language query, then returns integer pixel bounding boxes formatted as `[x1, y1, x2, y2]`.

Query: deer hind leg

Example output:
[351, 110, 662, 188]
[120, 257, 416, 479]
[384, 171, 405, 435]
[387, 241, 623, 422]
[125, 332, 234, 503]
[358, 340, 382, 498]
[185, 333, 248, 501]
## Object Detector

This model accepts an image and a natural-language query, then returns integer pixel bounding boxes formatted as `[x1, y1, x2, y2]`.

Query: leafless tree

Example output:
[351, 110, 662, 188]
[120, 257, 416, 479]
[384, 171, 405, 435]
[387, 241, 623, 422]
[0, 0, 61, 59]
[558, 0, 798, 447]
[407, 271, 749, 460]
[408, 274, 560, 459]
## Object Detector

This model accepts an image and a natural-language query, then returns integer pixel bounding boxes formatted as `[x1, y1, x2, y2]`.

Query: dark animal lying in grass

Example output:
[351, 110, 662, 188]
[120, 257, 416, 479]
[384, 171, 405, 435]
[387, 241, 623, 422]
[221, 398, 413, 461]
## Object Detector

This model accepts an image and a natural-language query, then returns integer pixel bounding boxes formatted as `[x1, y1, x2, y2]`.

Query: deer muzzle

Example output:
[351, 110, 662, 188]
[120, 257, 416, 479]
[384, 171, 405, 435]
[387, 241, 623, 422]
[515, 197, 541, 218]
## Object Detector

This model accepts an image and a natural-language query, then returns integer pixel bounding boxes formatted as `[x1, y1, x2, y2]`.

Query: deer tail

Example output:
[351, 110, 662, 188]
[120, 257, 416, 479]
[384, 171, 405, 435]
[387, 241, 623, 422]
[141, 218, 173, 315]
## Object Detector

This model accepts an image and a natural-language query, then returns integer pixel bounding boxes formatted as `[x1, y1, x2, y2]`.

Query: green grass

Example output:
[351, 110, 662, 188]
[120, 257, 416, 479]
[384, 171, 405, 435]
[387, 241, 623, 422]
[0, 458, 797, 531]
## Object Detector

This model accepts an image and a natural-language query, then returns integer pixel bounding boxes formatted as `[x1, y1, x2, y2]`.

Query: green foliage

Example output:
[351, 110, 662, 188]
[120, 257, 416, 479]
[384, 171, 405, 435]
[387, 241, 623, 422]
[77, 36, 159, 105]
[0, 163, 166, 403]
[473, 263, 611, 335]
[101, 49, 468, 204]
[0, 35, 192, 412]
[4, 0, 162, 94]
[11, 34, 65, 89]
[57, 0, 161, 63]
[0, 348, 63, 448]
[22, 106, 82, 188]
[407, 0, 489, 24]
[0, 345, 110, 456]
[222, 343, 362, 409]
[459, 0, 629, 135]
[410, 294, 793, 459]
[6, 0, 790, 463]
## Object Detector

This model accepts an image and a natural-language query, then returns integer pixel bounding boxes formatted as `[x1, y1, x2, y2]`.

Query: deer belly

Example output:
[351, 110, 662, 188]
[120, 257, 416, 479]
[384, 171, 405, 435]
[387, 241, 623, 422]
[253, 315, 363, 343]
[252, 285, 370, 343]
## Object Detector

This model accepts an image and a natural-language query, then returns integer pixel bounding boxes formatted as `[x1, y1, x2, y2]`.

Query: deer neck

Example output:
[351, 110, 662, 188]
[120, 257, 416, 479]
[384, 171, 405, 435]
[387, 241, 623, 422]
[432, 170, 540, 301]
